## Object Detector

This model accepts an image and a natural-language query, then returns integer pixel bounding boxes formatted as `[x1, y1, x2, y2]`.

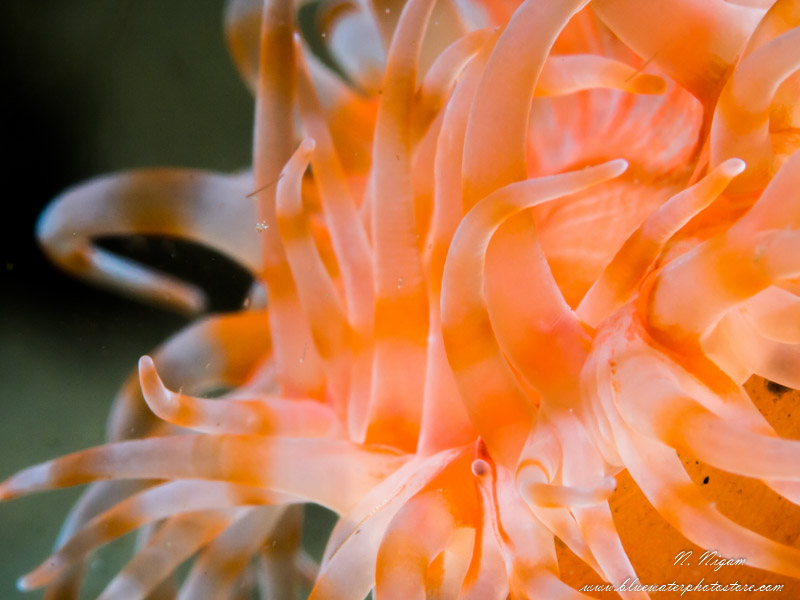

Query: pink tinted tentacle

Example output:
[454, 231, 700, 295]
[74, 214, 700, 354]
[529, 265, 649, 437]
[276, 139, 353, 411]
[36, 170, 260, 315]
[177, 506, 285, 600]
[252, 0, 325, 399]
[257, 505, 305, 599]
[95, 510, 240, 600]
[0, 436, 405, 515]
[536, 54, 666, 97]
[365, 0, 437, 452]
[138, 355, 337, 437]
[17, 481, 288, 591]
[441, 161, 628, 465]
[106, 311, 272, 442]
[224, 0, 262, 91]
[577, 158, 745, 327]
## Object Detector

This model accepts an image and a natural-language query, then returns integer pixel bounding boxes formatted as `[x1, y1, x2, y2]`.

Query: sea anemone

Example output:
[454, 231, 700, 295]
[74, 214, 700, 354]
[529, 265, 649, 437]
[4, 0, 800, 598]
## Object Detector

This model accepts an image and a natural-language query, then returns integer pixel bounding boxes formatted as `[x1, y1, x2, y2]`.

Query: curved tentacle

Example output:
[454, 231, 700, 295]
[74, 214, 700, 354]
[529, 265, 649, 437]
[17, 481, 290, 590]
[592, 0, 768, 102]
[577, 158, 745, 327]
[374, 491, 460, 599]
[106, 310, 272, 442]
[606, 403, 800, 580]
[710, 26, 800, 194]
[138, 355, 337, 437]
[36, 170, 259, 315]
[441, 160, 627, 465]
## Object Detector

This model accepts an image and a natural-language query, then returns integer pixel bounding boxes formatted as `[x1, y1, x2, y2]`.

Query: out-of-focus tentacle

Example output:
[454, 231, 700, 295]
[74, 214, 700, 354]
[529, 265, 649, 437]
[257, 505, 305, 600]
[252, 0, 326, 399]
[138, 355, 336, 436]
[95, 510, 239, 600]
[107, 311, 272, 442]
[417, 46, 490, 457]
[442, 161, 627, 465]
[36, 170, 259, 315]
[365, 0, 436, 452]
[578, 158, 745, 327]
[276, 140, 353, 411]
[18, 481, 288, 590]
[224, 0, 262, 91]
[177, 506, 285, 600]
[0, 436, 405, 514]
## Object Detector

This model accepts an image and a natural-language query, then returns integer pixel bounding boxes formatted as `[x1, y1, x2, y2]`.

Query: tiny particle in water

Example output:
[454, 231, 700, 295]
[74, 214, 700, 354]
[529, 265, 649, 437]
[256, 221, 269, 232]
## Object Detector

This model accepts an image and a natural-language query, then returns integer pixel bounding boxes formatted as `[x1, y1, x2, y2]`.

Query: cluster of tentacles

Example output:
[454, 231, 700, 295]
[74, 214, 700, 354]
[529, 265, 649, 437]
[4, 0, 800, 597]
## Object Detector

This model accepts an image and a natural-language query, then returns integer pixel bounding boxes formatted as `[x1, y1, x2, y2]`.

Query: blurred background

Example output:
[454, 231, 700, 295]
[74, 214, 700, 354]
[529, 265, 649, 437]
[1, 1, 256, 596]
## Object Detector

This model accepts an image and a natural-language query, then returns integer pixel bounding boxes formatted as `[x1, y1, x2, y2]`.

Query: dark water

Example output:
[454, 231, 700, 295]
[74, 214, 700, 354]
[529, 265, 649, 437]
[1, 1, 254, 597]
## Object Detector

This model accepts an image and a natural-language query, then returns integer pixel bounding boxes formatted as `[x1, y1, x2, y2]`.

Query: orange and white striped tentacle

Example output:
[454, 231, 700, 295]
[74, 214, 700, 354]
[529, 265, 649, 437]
[252, 0, 325, 399]
[442, 161, 628, 466]
[364, 0, 436, 451]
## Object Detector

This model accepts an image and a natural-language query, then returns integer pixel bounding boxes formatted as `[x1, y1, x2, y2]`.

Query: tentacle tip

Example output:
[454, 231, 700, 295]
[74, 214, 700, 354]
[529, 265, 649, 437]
[16, 560, 59, 592]
[138, 355, 156, 373]
[137, 355, 176, 416]
[606, 158, 629, 178]
[722, 158, 747, 176]
[0, 481, 14, 502]
[301, 137, 317, 153]
[16, 576, 32, 592]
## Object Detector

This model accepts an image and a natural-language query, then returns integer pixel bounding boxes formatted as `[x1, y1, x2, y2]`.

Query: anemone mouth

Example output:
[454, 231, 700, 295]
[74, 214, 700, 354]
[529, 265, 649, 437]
[4, 0, 800, 597]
